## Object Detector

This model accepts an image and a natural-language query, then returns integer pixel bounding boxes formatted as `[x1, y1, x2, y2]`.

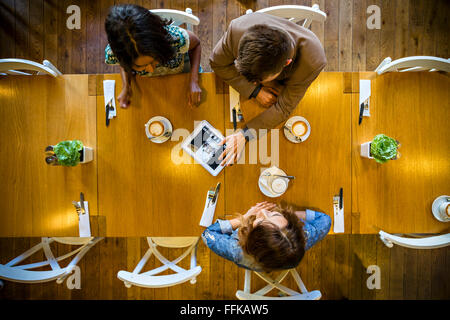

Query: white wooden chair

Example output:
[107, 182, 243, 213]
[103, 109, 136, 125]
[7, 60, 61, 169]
[374, 56, 450, 75]
[245, 4, 327, 29]
[117, 237, 202, 288]
[0, 237, 102, 285]
[150, 8, 200, 31]
[0, 58, 62, 77]
[236, 268, 321, 300]
[379, 231, 450, 249]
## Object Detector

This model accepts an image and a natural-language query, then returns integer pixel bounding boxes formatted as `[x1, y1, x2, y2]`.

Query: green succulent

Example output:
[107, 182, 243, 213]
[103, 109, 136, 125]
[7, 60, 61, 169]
[370, 134, 398, 164]
[53, 140, 83, 166]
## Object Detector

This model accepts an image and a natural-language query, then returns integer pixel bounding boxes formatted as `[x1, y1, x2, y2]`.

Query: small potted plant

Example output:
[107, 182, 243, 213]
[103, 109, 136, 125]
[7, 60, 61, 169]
[361, 134, 400, 163]
[44, 140, 93, 166]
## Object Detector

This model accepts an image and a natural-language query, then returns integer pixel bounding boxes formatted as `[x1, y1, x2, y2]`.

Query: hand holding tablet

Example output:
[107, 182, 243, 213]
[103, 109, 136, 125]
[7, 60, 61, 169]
[218, 131, 246, 167]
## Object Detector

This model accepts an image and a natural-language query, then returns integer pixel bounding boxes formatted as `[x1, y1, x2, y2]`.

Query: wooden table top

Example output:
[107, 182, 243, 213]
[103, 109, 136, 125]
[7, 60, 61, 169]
[351, 72, 450, 234]
[225, 72, 352, 234]
[0, 75, 97, 236]
[96, 73, 225, 236]
[0, 72, 448, 236]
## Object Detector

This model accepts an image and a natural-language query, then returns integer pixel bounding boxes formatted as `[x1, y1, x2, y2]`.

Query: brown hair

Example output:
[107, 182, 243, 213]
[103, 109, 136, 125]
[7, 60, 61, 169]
[235, 24, 291, 83]
[238, 204, 306, 272]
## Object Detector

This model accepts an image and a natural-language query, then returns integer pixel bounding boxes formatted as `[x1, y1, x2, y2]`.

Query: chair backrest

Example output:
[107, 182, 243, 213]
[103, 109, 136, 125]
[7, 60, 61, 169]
[379, 231, 450, 249]
[375, 56, 450, 75]
[117, 237, 201, 288]
[236, 268, 321, 300]
[0, 237, 103, 284]
[150, 8, 200, 31]
[0, 58, 62, 77]
[246, 4, 327, 29]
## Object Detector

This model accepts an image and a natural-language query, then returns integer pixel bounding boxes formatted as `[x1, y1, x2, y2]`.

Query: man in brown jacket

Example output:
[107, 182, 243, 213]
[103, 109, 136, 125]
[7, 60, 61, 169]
[211, 12, 326, 166]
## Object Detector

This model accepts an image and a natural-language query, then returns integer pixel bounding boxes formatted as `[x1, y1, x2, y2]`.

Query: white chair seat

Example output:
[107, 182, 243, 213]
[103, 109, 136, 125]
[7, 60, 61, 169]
[246, 4, 326, 29]
[235, 268, 321, 300]
[379, 231, 450, 249]
[117, 237, 202, 289]
[375, 56, 450, 75]
[150, 8, 199, 31]
[151, 237, 199, 248]
[0, 237, 102, 286]
[118, 266, 201, 288]
[236, 289, 321, 300]
[0, 264, 66, 284]
[0, 58, 62, 77]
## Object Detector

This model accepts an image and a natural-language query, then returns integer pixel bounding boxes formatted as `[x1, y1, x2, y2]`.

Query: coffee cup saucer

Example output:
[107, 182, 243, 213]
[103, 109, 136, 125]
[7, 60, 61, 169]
[145, 116, 173, 144]
[258, 167, 289, 198]
[283, 116, 311, 143]
[432, 195, 450, 222]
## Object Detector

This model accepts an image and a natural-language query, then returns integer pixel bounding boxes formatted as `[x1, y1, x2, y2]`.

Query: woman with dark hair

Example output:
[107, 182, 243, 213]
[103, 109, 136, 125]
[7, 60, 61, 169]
[104, 4, 202, 108]
[202, 202, 331, 272]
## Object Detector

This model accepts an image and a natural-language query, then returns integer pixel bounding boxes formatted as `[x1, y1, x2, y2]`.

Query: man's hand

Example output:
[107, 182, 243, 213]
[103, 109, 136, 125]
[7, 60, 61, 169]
[218, 131, 246, 167]
[188, 80, 202, 108]
[118, 86, 132, 108]
[255, 87, 279, 108]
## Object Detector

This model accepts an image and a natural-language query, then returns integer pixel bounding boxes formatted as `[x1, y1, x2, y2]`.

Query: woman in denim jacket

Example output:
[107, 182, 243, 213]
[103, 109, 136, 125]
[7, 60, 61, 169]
[202, 201, 331, 272]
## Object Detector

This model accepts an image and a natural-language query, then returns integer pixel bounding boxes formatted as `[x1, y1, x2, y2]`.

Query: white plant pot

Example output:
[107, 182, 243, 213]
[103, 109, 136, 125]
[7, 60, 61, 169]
[360, 141, 374, 159]
[80, 146, 94, 164]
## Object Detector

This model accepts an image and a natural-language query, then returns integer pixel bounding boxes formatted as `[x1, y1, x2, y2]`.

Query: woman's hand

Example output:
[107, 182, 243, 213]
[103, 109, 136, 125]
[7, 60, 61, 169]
[118, 86, 132, 108]
[244, 202, 277, 219]
[229, 202, 277, 230]
[188, 80, 202, 108]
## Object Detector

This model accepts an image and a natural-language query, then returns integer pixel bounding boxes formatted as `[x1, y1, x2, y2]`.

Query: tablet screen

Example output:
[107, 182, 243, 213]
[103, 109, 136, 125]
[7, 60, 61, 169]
[189, 126, 225, 170]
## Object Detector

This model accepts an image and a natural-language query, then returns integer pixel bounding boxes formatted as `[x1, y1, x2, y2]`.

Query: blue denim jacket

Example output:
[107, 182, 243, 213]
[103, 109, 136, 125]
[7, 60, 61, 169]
[201, 209, 332, 271]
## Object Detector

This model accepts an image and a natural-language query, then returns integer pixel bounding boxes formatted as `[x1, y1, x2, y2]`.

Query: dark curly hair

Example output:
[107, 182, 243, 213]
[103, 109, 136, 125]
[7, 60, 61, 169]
[104, 4, 176, 74]
[235, 24, 291, 83]
[238, 204, 306, 272]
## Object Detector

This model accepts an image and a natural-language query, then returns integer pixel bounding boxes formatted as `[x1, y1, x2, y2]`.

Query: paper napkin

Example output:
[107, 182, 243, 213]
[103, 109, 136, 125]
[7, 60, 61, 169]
[333, 196, 345, 233]
[199, 191, 218, 227]
[359, 79, 371, 117]
[103, 80, 116, 119]
[78, 201, 91, 237]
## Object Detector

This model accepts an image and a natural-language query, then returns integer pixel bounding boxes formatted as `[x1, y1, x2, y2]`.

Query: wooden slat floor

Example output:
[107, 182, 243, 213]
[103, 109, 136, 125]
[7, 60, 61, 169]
[0, 0, 449, 300]
[0, 0, 448, 73]
[0, 236, 448, 300]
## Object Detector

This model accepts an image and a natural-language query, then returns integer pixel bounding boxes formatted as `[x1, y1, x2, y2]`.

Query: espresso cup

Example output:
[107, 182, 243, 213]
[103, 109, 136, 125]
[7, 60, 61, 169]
[267, 176, 288, 195]
[291, 120, 308, 138]
[149, 120, 165, 137]
[439, 201, 450, 220]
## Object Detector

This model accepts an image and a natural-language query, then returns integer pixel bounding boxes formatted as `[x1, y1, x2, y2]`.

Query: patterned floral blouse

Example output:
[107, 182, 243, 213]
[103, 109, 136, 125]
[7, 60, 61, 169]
[104, 25, 190, 77]
[202, 209, 332, 271]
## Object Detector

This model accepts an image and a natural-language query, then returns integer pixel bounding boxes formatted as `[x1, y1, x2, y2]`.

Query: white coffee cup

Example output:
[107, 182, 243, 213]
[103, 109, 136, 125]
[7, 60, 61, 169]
[149, 120, 165, 137]
[267, 175, 288, 194]
[269, 177, 288, 194]
[439, 201, 450, 221]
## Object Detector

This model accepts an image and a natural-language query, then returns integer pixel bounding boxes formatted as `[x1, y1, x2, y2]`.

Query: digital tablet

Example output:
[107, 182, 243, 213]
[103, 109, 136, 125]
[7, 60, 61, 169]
[181, 120, 226, 176]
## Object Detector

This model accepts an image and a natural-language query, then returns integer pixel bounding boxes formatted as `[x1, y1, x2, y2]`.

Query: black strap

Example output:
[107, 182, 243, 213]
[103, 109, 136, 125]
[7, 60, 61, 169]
[249, 84, 262, 99]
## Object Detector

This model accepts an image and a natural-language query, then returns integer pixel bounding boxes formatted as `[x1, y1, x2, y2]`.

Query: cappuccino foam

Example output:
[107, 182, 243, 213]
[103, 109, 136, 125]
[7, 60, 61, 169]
[292, 121, 307, 137]
[271, 178, 287, 193]
[149, 121, 164, 136]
